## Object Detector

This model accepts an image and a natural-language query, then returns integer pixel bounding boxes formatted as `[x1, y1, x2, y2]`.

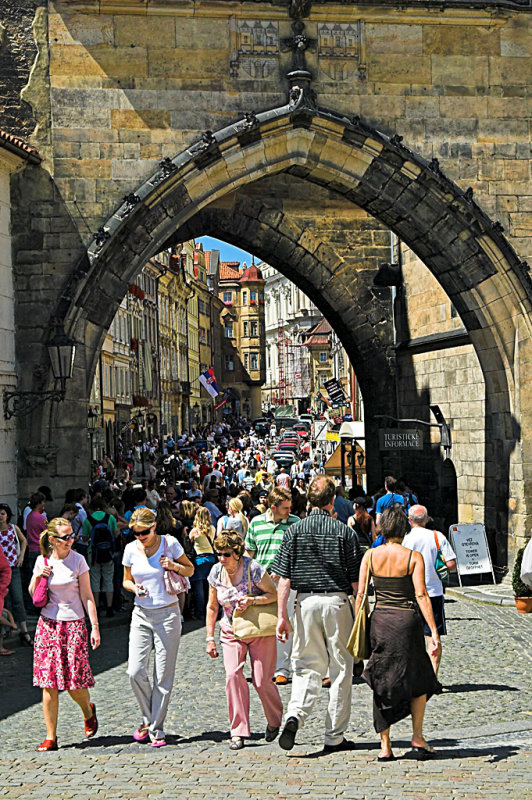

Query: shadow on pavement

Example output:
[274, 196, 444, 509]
[443, 683, 518, 693]
[0, 616, 204, 721]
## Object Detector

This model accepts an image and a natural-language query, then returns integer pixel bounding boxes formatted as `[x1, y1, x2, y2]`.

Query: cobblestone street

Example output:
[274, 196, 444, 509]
[1, 595, 532, 799]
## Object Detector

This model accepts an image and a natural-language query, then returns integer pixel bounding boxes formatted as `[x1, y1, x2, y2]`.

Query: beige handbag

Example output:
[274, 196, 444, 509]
[347, 562, 371, 660]
[232, 563, 279, 639]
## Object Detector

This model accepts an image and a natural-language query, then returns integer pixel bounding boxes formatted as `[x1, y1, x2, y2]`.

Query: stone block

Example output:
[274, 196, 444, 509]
[431, 56, 488, 87]
[367, 55, 431, 85]
[478, 118, 529, 143]
[111, 109, 171, 130]
[489, 56, 532, 86]
[487, 97, 530, 119]
[423, 25, 500, 56]
[500, 19, 532, 58]
[147, 48, 227, 80]
[54, 158, 111, 179]
[439, 96, 488, 119]
[114, 16, 177, 48]
[366, 23, 423, 54]
[510, 213, 532, 238]
[48, 10, 114, 46]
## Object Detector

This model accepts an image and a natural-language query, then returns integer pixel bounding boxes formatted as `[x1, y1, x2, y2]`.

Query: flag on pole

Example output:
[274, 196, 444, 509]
[199, 367, 219, 399]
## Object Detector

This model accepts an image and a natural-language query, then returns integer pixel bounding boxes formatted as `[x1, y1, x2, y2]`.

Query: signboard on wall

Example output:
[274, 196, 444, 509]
[449, 523, 495, 585]
[378, 429, 423, 450]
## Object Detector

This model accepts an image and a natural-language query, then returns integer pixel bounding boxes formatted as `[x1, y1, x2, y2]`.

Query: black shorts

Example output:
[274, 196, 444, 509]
[423, 594, 447, 636]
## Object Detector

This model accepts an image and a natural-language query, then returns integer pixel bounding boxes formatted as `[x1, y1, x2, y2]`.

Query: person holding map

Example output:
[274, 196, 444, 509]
[403, 505, 456, 676]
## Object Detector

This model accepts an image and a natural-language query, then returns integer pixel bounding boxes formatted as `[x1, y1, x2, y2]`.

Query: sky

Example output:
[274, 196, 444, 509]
[197, 236, 256, 265]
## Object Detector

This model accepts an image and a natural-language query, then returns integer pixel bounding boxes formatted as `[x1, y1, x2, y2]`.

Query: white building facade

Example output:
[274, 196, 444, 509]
[261, 263, 322, 414]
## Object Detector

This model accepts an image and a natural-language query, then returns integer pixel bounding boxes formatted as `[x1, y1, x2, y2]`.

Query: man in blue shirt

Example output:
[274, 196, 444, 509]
[375, 476, 407, 524]
[333, 485, 353, 524]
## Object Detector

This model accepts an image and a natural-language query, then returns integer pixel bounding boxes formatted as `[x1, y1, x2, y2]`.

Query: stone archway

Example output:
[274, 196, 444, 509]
[18, 100, 532, 555]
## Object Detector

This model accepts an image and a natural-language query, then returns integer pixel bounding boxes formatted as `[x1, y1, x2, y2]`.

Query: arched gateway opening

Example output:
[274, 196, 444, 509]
[23, 98, 532, 565]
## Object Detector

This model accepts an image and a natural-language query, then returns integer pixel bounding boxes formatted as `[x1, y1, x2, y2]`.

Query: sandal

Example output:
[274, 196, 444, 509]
[36, 738, 58, 752]
[229, 736, 244, 750]
[84, 703, 98, 738]
[151, 738, 167, 747]
[133, 725, 150, 743]
[410, 744, 436, 760]
[19, 632, 33, 646]
[265, 725, 280, 743]
[0, 648, 15, 656]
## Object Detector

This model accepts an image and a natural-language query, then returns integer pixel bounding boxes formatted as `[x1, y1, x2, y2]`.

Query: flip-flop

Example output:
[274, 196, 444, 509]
[151, 738, 167, 747]
[410, 745, 436, 760]
[0, 649, 15, 656]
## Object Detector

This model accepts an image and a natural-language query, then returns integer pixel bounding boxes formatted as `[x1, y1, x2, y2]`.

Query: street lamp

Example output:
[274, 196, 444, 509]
[87, 406, 99, 481]
[3, 323, 76, 419]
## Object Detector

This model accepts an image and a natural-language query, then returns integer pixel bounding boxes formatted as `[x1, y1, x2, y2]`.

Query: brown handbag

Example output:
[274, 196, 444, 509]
[232, 563, 279, 639]
[162, 536, 188, 596]
[347, 561, 371, 660]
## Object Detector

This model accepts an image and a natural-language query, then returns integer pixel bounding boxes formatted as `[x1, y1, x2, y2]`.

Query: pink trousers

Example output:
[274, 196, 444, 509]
[220, 623, 283, 737]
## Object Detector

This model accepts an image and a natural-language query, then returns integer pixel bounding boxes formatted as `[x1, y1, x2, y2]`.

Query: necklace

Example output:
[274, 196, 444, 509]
[141, 535, 160, 557]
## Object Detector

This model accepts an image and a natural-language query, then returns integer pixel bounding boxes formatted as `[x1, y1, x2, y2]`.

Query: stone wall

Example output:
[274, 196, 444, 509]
[0, 0, 39, 138]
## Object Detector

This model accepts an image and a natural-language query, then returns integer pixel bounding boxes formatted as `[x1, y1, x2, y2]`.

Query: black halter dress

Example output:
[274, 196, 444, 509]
[362, 551, 442, 733]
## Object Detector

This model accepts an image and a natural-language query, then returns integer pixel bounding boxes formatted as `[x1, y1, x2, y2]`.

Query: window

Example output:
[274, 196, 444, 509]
[224, 321, 233, 338]
[223, 292, 232, 304]
[244, 353, 249, 369]
[243, 321, 248, 337]
[225, 355, 234, 371]
[250, 290, 257, 302]
[251, 353, 258, 370]
[242, 291, 247, 305]
[251, 320, 258, 337]
[199, 327, 206, 344]
[319, 351, 328, 363]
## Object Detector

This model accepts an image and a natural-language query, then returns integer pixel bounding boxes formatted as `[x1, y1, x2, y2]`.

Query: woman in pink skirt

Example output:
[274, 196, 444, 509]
[29, 517, 101, 751]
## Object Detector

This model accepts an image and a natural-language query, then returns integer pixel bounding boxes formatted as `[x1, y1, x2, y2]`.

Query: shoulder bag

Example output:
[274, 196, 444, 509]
[347, 559, 371, 660]
[232, 562, 279, 639]
[162, 536, 188, 596]
[433, 530, 449, 582]
[32, 557, 49, 608]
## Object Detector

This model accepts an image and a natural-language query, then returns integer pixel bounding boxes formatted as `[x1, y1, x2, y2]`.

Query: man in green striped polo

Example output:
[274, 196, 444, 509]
[245, 486, 300, 684]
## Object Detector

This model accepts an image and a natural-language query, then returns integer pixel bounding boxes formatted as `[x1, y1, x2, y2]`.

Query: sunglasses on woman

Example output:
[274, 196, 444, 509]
[132, 530, 151, 537]
[215, 551, 233, 558]
[53, 533, 76, 541]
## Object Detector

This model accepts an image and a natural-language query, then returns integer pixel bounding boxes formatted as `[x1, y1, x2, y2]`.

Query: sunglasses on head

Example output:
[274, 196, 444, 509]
[215, 551, 233, 558]
[54, 533, 75, 541]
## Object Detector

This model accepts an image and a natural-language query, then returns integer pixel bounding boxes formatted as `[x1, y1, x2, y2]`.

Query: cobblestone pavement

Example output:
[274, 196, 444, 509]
[1, 596, 532, 800]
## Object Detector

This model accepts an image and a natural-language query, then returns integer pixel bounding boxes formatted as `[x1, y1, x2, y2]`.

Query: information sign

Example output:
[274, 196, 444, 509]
[448, 523, 495, 586]
[378, 429, 423, 450]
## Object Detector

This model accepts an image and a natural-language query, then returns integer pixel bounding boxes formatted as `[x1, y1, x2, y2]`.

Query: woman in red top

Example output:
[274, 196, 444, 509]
[0, 503, 32, 648]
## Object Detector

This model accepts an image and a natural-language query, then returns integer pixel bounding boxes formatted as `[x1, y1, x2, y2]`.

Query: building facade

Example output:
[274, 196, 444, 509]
[262, 263, 322, 413]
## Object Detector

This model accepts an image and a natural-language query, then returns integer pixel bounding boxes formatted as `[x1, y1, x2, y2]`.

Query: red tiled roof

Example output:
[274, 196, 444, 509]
[240, 264, 264, 283]
[306, 334, 330, 347]
[308, 317, 332, 335]
[219, 262, 241, 281]
[0, 129, 41, 162]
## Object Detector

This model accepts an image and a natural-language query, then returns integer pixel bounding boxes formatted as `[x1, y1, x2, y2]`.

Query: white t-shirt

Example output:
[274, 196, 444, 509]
[122, 534, 184, 609]
[402, 527, 456, 597]
[33, 550, 89, 621]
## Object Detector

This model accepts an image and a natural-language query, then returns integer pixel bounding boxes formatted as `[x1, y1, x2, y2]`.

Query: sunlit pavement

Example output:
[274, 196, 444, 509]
[2, 596, 532, 800]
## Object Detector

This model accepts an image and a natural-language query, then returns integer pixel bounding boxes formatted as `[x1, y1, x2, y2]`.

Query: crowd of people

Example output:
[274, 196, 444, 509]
[0, 419, 457, 759]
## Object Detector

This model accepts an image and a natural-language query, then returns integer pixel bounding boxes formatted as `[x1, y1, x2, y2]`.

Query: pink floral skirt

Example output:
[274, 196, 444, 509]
[33, 616, 95, 690]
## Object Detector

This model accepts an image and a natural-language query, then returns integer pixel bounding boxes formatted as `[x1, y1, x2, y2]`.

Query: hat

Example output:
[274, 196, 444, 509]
[258, 489, 269, 498]
[129, 507, 157, 530]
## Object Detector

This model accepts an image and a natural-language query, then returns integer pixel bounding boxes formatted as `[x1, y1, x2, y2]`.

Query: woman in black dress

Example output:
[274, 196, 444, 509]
[355, 507, 441, 761]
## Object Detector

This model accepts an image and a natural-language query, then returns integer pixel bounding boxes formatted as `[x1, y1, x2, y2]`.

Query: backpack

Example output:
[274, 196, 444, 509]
[88, 513, 115, 565]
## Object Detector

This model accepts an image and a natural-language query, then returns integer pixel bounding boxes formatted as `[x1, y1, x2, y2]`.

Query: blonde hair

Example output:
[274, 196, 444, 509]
[228, 497, 248, 535]
[40, 517, 71, 556]
[130, 507, 157, 530]
[214, 531, 245, 558]
[193, 506, 213, 538]
[180, 500, 197, 520]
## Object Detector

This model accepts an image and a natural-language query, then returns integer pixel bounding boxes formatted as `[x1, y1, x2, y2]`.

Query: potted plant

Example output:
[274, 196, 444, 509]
[512, 547, 532, 613]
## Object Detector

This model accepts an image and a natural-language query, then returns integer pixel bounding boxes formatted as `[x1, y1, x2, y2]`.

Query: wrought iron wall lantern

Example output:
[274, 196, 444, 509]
[3, 325, 76, 419]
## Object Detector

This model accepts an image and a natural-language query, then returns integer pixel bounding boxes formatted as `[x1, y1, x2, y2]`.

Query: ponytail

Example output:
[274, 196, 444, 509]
[40, 517, 71, 556]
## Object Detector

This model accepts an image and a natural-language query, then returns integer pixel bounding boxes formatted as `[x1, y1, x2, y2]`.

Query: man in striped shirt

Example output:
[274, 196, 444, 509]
[245, 487, 300, 684]
[273, 475, 362, 753]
